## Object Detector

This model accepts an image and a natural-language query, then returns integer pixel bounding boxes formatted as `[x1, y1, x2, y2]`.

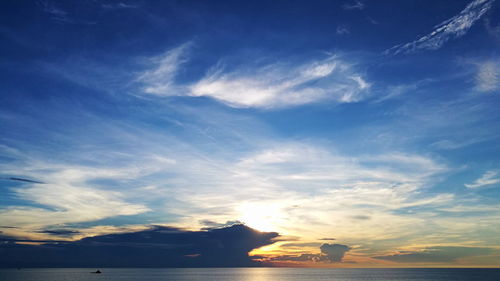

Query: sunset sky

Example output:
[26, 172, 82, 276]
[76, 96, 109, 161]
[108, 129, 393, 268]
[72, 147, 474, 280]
[1, 0, 500, 267]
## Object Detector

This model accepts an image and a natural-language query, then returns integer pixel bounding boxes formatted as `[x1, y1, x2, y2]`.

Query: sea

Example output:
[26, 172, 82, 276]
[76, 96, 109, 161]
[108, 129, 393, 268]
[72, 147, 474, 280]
[1, 268, 499, 281]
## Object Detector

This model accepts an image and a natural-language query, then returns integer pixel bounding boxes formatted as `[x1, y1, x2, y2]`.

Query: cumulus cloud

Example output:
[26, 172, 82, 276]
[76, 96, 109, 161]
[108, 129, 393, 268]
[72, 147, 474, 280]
[138, 45, 371, 108]
[320, 243, 351, 262]
[465, 170, 500, 188]
[385, 0, 495, 54]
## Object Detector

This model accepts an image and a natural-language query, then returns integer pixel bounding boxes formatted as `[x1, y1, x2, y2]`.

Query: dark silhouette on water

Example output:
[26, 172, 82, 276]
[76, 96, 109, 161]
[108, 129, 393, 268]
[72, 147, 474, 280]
[91, 270, 101, 274]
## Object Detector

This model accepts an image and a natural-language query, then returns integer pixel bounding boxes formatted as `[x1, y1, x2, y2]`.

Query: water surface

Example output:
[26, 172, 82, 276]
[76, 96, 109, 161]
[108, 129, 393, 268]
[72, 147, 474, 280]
[1, 268, 499, 281]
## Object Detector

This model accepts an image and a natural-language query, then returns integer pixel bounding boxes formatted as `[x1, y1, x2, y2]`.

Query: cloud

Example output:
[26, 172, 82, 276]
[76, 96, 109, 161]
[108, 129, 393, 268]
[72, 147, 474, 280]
[269, 253, 322, 262]
[342, 1, 365, 10]
[373, 246, 495, 263]
[385, 0, 495, 54]
[0, 224, 278, 267]
[189, 56, 370, 108]
[37, 0, 71, 23]
[268, 243, 351, 263]
[475, 61, 499, 92]
[336, 25, 350, 35]
[373, 83, 421, 103]
[0, 158, 152, 229]
[1, 177, 45, 184]
[172, 142, 452, 243]
[35, 229, 80, 236]
[484, 18, 500, 44]
[465, 170, 500, 188]
[0, 109, 454, 250]
[320, 243, 351, 262]
[199, 219, 243, 230]
[138, 46, 371, 108]
[280, 242, 322, 248]
[101, 2, 138, 9]
[351, 215, 371, 220]
[137, 43, 192, 95]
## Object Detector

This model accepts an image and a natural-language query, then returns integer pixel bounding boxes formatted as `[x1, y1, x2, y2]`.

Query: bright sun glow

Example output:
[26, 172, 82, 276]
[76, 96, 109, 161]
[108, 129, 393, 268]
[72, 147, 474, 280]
[238, 202, 282, 232]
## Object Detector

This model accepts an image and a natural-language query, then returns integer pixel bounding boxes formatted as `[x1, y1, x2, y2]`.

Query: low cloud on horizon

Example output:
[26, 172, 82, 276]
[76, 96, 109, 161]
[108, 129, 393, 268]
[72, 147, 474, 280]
[0, 224, 279, 268]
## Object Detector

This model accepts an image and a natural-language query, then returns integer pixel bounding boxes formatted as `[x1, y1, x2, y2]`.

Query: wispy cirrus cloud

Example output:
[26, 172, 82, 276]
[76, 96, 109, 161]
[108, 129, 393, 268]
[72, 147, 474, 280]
[465, 170, 500, 188]
[336, 25, 350, 35]
[1, 101, 498, 261]
[189, 56, 370, 108]
[385, 0, 495, 54]
[137, 44, 371, 109]
[342, 1, 365, 11]
[0, 147, 155, 230]
[101, 2, 138, 9]
[475, 60, 499, 92]
[373, 246, 496, 263]
[137, 43, 191, 95]
[37, 0, 72, 23]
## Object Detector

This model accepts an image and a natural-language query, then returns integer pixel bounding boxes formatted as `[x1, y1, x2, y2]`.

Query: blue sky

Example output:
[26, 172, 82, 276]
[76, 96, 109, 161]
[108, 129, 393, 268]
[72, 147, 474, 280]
[1, 0, 500, 267]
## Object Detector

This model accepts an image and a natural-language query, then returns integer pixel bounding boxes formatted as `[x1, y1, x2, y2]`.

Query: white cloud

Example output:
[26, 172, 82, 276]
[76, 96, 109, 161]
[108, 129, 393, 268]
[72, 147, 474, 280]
[336, 25, 350, 35]
[137, 46, 371, 108]
[137, 43, 191, 95]
[38, 0, 71, 23]
[2, 185, 148, 228]
[102, 2, 138, 9]
[342, 1, 365, 10]
[475, 61, 499, 92]
[385, 0, 495, 54]
[484, 18, 500, 44]
[0, 154, 177, 229]
[465, 170, 500, 188]
[189, 56, 370, 108]
[2, 106, 498, 255]
[166, 142, 453, 242]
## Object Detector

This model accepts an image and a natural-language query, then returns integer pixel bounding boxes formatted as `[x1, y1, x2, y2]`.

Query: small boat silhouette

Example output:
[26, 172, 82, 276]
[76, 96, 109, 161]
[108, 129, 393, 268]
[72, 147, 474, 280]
[91, 270, 102, 274]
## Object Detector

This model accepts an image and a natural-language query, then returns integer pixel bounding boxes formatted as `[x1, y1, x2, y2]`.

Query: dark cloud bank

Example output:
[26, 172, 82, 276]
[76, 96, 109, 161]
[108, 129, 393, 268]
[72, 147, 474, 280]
[0, 224, 278, 268]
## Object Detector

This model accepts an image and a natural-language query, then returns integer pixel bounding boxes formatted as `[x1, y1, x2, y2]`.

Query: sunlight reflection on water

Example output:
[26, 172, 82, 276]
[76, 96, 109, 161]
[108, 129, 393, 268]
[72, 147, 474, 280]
[1, 268, 500, 281]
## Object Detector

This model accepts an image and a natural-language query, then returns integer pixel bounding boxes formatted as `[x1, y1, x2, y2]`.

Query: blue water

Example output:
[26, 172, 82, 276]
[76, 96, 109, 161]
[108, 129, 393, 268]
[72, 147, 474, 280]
[0, 268, 499, 281]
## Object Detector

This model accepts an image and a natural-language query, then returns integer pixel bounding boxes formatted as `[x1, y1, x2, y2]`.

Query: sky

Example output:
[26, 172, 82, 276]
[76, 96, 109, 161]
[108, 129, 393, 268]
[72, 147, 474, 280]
[0, 0, 500, 268]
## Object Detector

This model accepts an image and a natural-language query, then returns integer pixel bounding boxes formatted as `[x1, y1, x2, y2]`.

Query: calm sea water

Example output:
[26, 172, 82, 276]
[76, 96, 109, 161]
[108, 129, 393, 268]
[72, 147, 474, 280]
[1, 268, 499, 281]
